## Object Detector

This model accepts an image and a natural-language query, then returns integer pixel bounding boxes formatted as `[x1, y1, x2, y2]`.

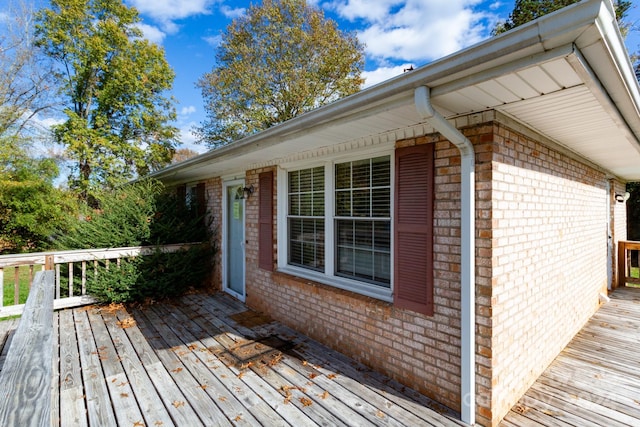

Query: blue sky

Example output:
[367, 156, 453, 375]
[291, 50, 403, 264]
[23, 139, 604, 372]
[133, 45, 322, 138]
[125, 0, 640, 153]
[2, 0, 639, 155]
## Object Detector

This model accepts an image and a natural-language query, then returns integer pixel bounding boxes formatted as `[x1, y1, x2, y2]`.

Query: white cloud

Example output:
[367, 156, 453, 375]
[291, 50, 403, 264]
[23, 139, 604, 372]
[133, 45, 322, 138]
[203, 35, 222, 48]
[180, 105, 197, 116]
[328, 0, 490, 64]
[220, 5, 245, 19]
[362, 64, 414, 87]
[135, 23, 166, 44]
[129, 0, 214, 33]
[178, 122, 206, 153]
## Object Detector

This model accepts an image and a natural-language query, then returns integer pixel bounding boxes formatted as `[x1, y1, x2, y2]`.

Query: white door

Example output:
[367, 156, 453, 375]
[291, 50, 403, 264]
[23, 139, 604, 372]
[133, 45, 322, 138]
[223, 180, 246, 301]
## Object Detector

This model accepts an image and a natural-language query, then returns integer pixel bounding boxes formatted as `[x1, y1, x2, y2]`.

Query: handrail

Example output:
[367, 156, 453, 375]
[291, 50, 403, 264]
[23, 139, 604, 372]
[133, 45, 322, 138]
[0, 270, 54, 426]
[617, 240, 640, 288]
[0, 243, 199, 317]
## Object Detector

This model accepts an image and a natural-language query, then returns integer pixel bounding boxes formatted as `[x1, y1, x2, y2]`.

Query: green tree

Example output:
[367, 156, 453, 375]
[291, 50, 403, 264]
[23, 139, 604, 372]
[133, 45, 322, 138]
[493, 0, 632, 36]
[35, 0, 179, 200]
[0, 136, 76, 253]
[197, 0, 364, 148]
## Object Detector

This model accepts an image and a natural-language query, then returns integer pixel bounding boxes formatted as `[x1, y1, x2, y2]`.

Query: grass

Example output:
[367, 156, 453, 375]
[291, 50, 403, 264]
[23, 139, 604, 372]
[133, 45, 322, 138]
[2, 266, 33, 306]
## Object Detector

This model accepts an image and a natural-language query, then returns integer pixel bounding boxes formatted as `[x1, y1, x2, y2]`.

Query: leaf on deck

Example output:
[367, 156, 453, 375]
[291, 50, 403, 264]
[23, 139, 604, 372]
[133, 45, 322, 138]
[172, 401, 185, 408]
[300, 397, 313, 406]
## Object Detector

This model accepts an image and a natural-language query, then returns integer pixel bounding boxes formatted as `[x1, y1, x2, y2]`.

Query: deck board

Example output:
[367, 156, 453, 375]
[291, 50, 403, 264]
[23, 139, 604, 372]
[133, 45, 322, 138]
[502, 287, 640, 426]
[30, 291, 463, 426]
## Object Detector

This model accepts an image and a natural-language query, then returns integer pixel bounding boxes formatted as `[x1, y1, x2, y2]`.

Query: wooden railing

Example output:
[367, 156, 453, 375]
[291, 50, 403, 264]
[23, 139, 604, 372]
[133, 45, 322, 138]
[0, 270, 54, 425]
[618, 240, 640, 288]
[0, 243, 195, 317]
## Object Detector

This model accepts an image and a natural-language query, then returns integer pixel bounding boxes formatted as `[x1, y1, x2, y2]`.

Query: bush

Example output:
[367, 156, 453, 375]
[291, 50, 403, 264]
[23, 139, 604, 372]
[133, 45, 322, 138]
[57, 179, 215, 303]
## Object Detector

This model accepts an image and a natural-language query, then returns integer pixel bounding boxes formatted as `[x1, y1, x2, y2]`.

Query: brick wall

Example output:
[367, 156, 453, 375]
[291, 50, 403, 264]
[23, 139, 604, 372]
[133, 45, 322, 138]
[205, 177, 223, 291]
[244, 152, 465, 412]
[200, 116, 616, 426]
[485, 121, 610, 425]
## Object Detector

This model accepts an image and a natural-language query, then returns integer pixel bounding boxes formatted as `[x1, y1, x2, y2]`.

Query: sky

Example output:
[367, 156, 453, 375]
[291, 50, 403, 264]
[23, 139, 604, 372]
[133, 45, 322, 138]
[123, 0, 640, 154]
[3, 0, 640, 155]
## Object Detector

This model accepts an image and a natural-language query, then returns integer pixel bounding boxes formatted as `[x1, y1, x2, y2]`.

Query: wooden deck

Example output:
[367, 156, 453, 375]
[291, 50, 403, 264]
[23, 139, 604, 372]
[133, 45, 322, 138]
[502, 286, 640, 426]
[0, 292, 462, 426]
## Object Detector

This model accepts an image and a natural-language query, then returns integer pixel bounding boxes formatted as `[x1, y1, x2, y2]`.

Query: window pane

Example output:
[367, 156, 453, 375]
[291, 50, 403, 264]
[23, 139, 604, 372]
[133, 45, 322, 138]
[336, 220, 353, 246]
[353, 249, 373, 279]
[312, 167, 324, 191]
[373, 221, 391, 251]
[374, 252, 391, 285]
[372, 156, 391, 187]
[288, 218, 324, 272]
[300, 193, 312, 216]
[352, 189, 370, 217]
[335, 190, 351, 217]
[299, 168, 312, 192]
[351, 159, 370, 188]
[289, 170, 299, 193]
[335, 163, 351, 189]
[372, 188, 390, 217]
[313, 193, 324, 216]
[354, 221, 372, 247]
[289, 194, 299, 215]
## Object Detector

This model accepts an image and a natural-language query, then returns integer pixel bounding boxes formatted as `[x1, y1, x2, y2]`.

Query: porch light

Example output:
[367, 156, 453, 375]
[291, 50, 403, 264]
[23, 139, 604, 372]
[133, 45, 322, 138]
[614, 192, 630, 203]
[238, 185, 254, 199]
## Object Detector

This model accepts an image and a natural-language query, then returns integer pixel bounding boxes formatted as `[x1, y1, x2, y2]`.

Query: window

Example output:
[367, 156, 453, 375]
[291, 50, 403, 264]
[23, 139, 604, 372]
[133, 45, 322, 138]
[288, 167, 325, 271]
[335, 156, 391, 286]
[284, 155, 391, 290]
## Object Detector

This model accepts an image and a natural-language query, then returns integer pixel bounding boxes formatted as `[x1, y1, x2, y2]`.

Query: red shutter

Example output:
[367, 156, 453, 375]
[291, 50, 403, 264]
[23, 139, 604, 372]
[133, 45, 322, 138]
[258, 171, 274, 271]
[394, 144, 435, 316]
[196, 182, 206, 217]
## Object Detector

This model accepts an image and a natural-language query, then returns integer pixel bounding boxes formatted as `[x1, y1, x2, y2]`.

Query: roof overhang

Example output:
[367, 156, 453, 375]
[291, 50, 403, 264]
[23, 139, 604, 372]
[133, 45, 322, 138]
[152, 0, 640, 185]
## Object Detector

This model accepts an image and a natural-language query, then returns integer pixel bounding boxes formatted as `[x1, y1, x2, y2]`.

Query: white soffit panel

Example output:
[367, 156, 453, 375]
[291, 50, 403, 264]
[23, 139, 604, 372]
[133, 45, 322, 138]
[498, 85, 640, 178]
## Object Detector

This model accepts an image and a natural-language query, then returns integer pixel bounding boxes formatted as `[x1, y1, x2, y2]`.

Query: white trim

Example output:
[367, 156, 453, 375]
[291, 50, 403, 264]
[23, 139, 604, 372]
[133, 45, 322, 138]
[222, 179, 246, 302]
[276, 149, 395, 300]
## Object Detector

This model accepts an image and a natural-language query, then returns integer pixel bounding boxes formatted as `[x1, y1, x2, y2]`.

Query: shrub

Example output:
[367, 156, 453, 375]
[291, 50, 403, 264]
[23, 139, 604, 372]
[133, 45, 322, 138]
[57, 179, 215, 303]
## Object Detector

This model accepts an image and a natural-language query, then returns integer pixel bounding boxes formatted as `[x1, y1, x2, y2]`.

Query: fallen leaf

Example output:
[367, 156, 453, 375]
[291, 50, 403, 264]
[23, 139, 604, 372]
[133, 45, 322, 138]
[234, 415, 242, 421]
[219, 396, 227, 402]
[318, 391, 329, 399]
[300, 397, 313, 406]
[133, 421, 144, 427]
[172, 401, 185, 408]
[199, 385, 208, 390]
[309, 373, 318, 379]
[327, 374, 337, 380]
[121, 393, 129, 398]
[154, 421, 163, 426]
[376, 410, 385, 418]
[172, 367, 183, 373]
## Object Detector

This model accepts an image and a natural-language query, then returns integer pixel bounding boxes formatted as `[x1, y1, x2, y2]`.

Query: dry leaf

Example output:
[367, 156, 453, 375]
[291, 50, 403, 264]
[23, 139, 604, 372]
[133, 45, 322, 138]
[133, 421, 144, 427]
[327, 374, 337, 379]
[172, 367, 183, 373]
[302, 360, 308, 366]
[199, 385, 208, 390]
[238, 372, 245, 379]
[318, 391, 329, 399]
[219, 396, 227, 402]
[234, 415, 242, 421]
[376, 410, 385, 418]
[116, 318, 136, 329]
[172, 401, 185, 408]
[154, 422, 163, 426]
[120, 393, 129, 398]
[300, 397, 313, 407]
[309, 373, 318, 379]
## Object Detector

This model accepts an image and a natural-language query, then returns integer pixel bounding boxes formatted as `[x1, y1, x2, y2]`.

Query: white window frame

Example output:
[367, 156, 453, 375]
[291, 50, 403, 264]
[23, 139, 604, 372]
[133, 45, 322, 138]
[277, 148, 394, 302]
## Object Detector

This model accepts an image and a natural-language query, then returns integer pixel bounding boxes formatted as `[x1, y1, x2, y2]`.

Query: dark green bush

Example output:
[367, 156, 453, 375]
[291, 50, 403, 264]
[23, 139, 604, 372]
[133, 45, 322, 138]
[56, 179, 215, 303]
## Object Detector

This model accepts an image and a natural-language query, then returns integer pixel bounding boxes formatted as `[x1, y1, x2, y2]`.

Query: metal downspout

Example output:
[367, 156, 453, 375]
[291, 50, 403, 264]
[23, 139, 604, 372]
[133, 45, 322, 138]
[414, 86, 476, 425]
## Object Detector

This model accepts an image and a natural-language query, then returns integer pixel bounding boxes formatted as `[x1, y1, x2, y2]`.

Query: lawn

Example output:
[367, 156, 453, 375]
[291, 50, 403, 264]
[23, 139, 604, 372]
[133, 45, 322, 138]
[2, 266, 33, 306]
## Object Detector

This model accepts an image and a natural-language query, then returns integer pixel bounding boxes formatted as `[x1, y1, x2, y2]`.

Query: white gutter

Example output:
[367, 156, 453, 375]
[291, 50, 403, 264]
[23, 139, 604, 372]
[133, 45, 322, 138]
[414, 86, 476, 425]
